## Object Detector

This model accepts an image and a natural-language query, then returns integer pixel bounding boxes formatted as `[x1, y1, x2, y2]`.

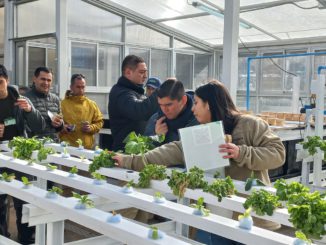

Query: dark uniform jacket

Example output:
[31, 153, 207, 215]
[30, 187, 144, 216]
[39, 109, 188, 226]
[108, 76, 159, 151]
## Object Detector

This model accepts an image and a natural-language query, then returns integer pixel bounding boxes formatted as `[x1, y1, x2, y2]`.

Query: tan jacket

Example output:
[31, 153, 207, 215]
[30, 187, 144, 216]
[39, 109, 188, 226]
[121, 115, 286, 230]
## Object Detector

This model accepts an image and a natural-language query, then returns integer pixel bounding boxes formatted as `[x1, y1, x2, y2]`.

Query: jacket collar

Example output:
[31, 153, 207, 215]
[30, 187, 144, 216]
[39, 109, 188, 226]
[117, 76, 144, 94]
[7, 85, 19, 100]
[31, 84, 49, 98]
[64, 90, 86, 101]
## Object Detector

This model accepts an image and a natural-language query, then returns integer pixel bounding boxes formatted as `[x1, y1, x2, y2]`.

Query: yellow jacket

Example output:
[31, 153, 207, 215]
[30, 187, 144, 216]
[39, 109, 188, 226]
[59, 92, 103, 149]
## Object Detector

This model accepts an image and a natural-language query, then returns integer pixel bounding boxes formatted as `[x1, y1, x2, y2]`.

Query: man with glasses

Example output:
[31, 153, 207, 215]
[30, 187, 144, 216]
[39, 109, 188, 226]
[25, 67, 63, 141]
[109, 55, 159, 151]
[59, 74, 103, 149]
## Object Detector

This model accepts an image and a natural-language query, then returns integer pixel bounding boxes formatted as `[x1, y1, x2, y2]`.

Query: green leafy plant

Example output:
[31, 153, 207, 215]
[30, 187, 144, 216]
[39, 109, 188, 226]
[149, 226, 159, 240]
[21, 176, 32, 186]
[48, 186, 63, 195]
[69, 166, 78, 175]
[72, 192, 94, 208]
[37, 147, 55, 162]
[47, 164, 57, 171]
[213, 171, 221, 178]
[295, 231, 312, 244]
[0, 172, 15, 182]
[244, 171, 266, 191]
[168, 170, 189, 198]
[274, 179, 309, 201]
[191, 197, 210, 216]
[187, 167, 208, 190]
[288, 191, 326, 240]
[89, 150, 115, 173]
[123, 131, 164, 155]
[137, 164, 167, 188]
[91, 172, 106, 181]
[8, 136, 42, 160]
[243, 189, 281, 216]
[203, 176, 236, 202]
[125, 180, 135, 188]
[300, 136, 326, 160]
[63, 147, 69, 156]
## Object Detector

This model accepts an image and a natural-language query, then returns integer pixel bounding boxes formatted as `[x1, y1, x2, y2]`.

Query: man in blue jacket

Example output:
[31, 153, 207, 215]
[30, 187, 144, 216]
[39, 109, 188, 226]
[144, 79, 198, 145]
[0, 64, 45, 244]
[109, 55, 159, 151]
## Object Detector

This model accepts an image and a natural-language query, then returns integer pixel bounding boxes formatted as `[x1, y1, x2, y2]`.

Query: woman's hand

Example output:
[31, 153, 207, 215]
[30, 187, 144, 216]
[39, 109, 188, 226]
[219, 143, 240, 159]
[112, 154, 124, 168]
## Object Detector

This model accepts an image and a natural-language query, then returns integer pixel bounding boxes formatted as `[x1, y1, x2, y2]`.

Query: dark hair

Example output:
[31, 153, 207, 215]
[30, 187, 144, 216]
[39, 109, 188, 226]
[121, 55, 145, 74]
[0, 64, 8, 80]
[34, 67, 53, 77]
[195, 80, 240, 134]
[157, 79, 185, 101]
[70, 73, 85, 86]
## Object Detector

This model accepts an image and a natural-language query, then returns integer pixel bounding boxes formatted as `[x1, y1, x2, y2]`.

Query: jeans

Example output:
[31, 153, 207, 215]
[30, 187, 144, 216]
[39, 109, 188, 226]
[196, 229, 244, 245]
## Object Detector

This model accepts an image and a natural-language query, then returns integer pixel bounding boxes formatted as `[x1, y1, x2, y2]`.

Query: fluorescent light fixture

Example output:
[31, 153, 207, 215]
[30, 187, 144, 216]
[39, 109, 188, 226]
[192, 1, 252, 29]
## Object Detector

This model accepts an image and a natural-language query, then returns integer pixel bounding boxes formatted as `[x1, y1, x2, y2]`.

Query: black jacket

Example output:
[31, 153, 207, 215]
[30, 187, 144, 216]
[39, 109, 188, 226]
[108, 76, 159, 151]
[144, 93, 198, 145]
[25, 85, 62, 140]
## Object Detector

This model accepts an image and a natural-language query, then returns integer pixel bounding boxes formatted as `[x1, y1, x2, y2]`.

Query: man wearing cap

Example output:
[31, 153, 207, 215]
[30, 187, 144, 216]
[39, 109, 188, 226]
[145, 77, 161, 97]
[144, 79, 198, 145]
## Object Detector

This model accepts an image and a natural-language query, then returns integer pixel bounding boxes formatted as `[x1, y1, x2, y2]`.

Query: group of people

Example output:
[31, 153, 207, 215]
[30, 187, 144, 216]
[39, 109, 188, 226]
[0, 53, 286, 245]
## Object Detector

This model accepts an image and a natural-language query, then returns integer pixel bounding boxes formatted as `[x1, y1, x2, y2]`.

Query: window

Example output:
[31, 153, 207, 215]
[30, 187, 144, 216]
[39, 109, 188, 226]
[128, 48, 150, 67]
[98, 45, 121, 87]
[238, 55, 257, 92]
[71, 42, 97, 86]
[313, 50, 326, 79]
[176, 53, 193, 89]
[284, 52, 308, 92]
[194, 54, 212, 88]
[151, 49, 171, 81]
[261, 53, 283, 92]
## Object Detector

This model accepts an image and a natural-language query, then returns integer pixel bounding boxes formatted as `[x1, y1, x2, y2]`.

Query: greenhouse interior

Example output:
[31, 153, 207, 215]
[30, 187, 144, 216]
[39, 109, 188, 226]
[0, 0, 325, 245]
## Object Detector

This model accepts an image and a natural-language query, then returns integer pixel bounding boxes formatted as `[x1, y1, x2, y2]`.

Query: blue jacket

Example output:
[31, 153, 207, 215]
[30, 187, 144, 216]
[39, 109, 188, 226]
[144, 93, 198, 145]
[109, 76, 159, 151]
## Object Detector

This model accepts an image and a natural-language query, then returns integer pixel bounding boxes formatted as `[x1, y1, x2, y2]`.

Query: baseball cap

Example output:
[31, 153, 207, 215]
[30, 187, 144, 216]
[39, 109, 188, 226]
[145, 77, 161, 89]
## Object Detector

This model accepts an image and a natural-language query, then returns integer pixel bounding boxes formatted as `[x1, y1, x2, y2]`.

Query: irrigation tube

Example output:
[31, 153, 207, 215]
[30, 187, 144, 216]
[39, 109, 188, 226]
[246, 52, 326, 111]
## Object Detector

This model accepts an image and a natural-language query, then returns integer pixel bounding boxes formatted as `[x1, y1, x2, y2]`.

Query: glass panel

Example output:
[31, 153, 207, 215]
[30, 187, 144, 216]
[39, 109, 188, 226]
[236, 95, 257, 113]
[238, 55, 257, 92]
[313, 51, 326, 79]
[47, 48, 57, 92]
[259, 96, 292, 113]
[68, 0, 122, 42]
[126, 19, 170, 48]
[261, 53, 283, 92]
[194, 54, 211, 88]
[176, 53, 193, 89]
[0, 7, 4, 55]
[284, 52, 307, 92]
[16, 0, 55, 37]
[16, 46, 24, 86]
[174, 39, 202, 52]
[28, 47, 45, 86]
[71, 42, 97, 86]
[151, 49, 171, 81]
[98, 45, 121, 87]
[128, 48, 150, 67]
[86, 93, 108, 115]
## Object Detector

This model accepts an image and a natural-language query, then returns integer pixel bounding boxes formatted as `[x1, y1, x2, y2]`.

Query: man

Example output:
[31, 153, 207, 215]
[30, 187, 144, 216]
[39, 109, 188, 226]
[0, 64, 45, 244]
[25, 67, 63, 141]
[59, 74, 103, 149]
[144, 79, 198, 144]
[109, 55, 159, 151]
[145, 77, 161, 97]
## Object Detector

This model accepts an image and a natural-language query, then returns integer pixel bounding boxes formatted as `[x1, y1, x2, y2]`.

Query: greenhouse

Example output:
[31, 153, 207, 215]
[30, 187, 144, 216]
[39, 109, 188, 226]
[0, 0, 325, 245]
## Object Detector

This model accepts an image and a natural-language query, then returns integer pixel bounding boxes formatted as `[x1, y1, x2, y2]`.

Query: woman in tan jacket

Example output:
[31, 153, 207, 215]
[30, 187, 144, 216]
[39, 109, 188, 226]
[114, 80, 285, 244]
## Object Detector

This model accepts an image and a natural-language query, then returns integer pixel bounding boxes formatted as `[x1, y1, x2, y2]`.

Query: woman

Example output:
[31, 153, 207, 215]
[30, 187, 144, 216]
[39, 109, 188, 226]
[114, 80, 285, 244]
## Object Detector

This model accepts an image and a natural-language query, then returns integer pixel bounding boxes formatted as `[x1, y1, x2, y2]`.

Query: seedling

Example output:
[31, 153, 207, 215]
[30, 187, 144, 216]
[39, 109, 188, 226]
[27, 159, 35, 166]
[238, 208, 253, 230]
[69, 166, 78, 175]
[37, 147, 55, 162]
[122, 180, 134, 193]
[60, 141, 68, 147]
[293, 231, 312, 245]
[21, 176, 32, 187]
[80, 155, 87, 162]
[46, 186, 63, 199]
[72, 192, 94, 209]
[147, 226, 164, 240]
[94, 146, 103, 154]
[61, 147, 70, 158]
[191, 197, 210, 216]
[46, 164, 57, 171]
[107, 210, 122, 223]
[244, 171, 265, 191]
[76, 139, 84, 150]
[92, 172, 106, 185]
[0, 172, 15, 182]
[153, 192, 165, 203]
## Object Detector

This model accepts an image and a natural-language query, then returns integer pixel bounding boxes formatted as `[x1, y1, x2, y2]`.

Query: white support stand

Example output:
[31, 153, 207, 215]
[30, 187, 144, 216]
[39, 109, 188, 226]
[47, 221, 64, 245]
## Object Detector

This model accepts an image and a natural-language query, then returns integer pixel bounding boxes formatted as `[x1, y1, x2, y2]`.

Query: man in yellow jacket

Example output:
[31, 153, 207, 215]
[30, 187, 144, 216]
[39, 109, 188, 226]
[59, 74, 103, 149]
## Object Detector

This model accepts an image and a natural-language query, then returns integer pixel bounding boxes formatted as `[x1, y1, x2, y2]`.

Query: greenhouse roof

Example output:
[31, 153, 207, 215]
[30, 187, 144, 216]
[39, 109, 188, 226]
[102, 0, 326, 47]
